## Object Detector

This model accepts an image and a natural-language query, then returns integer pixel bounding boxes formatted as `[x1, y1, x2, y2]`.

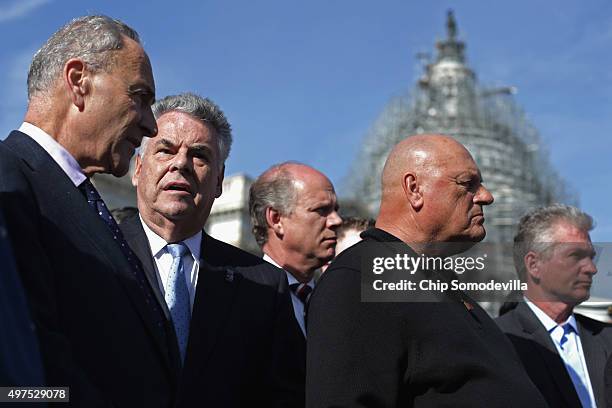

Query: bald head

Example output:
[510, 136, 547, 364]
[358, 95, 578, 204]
[377, 134, 493, 247]
[382, 134, 472, 197]
[260, 162, 329, 187]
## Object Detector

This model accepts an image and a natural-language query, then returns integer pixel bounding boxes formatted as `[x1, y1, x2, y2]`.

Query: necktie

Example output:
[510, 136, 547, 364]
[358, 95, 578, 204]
[290, 282, 312, 305]
[559, 323, 572, 350]
[165, 243, 191, 363]
[290, 282, 312, 335]
[557, 323, 594, 408]
[78, 179, 164, 328]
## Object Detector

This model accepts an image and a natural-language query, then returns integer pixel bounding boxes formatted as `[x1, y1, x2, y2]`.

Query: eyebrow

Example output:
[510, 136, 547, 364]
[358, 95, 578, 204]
[308, 198, 339, 211]
[189, 144, 214, 156]
[455, 171, 481, 182]
[155, 139, 214, 155]
[155, 138, 176, 149]
[128, 84, 156, 105]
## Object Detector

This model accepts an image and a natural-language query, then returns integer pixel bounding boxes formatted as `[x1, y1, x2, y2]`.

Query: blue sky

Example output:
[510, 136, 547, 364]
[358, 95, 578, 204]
[1, 0, 611, 241]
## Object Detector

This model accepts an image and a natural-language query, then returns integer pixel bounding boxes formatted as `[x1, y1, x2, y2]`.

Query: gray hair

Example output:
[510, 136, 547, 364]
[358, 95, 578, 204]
[249, 162, 303, 247]
[141, 93, 232, 167]
[513, 204, 594, 280]
[28, 15, 139, 98]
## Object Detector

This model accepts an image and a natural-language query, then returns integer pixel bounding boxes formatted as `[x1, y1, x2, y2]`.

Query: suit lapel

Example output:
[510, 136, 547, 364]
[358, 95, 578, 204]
[183, 234, 241, 376]
[121, 216, 172, 320]
[4, 132, 174, 374]
[120, 215, 183, 375]
[577, 315, 606, 408]
[516, 303, 582, 407]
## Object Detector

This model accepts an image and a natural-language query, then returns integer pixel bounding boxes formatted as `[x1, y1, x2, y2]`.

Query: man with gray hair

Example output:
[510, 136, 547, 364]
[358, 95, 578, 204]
[122, 92, 303, 407]
[0, 15, 171, 406]
[497, 204, 612, 408]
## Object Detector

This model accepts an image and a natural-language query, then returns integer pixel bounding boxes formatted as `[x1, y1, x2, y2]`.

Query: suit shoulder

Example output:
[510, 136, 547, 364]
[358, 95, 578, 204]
[495, 308, 521, 333]
[0, 142, 27, 180]
[316, 241, 365, 291]
[205, 235, 258, 264]
[576, 312, 612, 334]
[204, 234, 280, 273]
[327, 238, 370, 271]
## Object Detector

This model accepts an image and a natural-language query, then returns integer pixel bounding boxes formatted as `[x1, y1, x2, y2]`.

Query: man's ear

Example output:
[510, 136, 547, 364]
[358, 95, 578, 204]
[131, 155, 142, 188]
[265, 207, 284, 237]
[215, 165, 225, 198]
[524, 251, 541, 282]
[64, 58, 90, 111]
[402, 173, 423, 210]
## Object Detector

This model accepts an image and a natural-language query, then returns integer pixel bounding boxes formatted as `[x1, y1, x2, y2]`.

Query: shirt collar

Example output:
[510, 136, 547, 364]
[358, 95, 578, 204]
[525, 296, 577, 333]
[263, 253, 314, 287]
[139, 214, 202, 260]
[19, 122, 86, 187]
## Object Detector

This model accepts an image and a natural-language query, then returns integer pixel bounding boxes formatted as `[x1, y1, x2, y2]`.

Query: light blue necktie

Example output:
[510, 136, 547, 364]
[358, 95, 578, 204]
[165, 243, 191, 363]
[557, 323, 594, 408]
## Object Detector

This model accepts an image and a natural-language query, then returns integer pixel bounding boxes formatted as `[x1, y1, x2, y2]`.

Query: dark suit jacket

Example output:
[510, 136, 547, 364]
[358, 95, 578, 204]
[497, 301, 612, 408]
[306, 228, 548, 407]
[121, 215, 304, 407]
[274, 266, 308, 391]
[605, 354, 612, 407]
[0, 131, 175, 407]
[0, 209, 45, 388]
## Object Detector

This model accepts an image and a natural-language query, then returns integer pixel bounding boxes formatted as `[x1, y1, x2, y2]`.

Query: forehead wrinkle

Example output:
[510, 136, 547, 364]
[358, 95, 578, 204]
[303, 190, 336, 210]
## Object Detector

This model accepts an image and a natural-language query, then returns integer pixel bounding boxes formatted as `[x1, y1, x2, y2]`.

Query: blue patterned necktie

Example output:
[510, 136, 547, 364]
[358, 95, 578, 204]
[78, 179, 164, 328]
[165, 243, 191, 363]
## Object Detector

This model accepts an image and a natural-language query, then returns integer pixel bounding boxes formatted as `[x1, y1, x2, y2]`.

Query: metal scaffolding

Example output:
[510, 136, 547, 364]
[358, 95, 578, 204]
[349, 10, 573, 236]
[346, 11, 575, 313]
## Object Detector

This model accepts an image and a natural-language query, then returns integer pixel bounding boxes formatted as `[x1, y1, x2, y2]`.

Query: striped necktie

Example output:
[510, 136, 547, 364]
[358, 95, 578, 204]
[290, 282, 312, 305]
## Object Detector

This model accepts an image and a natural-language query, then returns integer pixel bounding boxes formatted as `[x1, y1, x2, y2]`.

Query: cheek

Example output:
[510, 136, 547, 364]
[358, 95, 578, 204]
[194, 172, 217, 196]
[141, 168, 165, 196]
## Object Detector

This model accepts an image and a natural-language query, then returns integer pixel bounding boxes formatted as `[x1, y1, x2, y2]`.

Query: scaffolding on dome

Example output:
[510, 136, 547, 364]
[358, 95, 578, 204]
[349, 10, 574, 235]
[346, 10, 575, 314]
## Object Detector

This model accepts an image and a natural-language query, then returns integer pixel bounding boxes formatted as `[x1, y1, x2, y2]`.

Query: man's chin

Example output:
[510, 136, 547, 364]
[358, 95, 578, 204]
[110, 164, 130, 178]
[467, 227, 486, 243]
[109, 154, 131, 177]
[159, 205, 194, 221]
[316, 251, 336, 267]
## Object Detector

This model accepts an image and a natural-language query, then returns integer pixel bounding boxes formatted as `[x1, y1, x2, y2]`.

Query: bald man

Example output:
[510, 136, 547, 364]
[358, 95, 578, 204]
[306, 135, 547, 407]
[250, 162, 342, 336]
[249, 162, 342, 403]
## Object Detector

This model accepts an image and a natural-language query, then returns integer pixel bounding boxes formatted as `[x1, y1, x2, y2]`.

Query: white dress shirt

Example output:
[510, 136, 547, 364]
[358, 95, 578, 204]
[140, 216, 201, 311]
[263, 253, 314, 336]
[18, 122, 86, 186]
[526, 299, 597, 408]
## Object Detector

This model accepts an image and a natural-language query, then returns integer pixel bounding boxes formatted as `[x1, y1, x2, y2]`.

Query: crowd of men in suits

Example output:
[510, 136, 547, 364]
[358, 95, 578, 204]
[1, 14, 611, 408]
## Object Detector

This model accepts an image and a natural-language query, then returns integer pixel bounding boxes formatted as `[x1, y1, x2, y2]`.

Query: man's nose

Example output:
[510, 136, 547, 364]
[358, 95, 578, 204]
[169, 149, 189, 172]
[476, 184, 494, 205]
[142, 106, 158, 138]
[328, 210, 342, 229]
[584, 258, 598, 276]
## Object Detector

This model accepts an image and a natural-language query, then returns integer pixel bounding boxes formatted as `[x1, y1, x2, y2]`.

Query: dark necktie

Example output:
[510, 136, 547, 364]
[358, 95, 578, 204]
[290, 283, 312, 334]
[78, 179, 165, 328]
[290, 283, 312, 305]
